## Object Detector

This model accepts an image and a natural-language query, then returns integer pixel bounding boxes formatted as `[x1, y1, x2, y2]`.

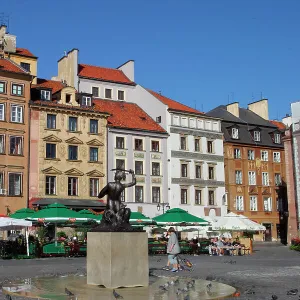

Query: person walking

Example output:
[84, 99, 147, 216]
[166, 227, 181, 272]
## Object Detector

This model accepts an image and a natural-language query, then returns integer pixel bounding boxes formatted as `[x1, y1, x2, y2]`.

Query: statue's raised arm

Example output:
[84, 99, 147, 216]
[123, 169, 136, 188]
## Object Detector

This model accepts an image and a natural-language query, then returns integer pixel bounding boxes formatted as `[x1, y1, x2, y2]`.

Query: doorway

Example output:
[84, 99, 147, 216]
[263, 223, 272, 241]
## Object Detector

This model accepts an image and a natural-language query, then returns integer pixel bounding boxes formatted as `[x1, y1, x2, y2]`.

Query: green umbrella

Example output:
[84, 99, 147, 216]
[10, 208, 35, 219]
[153, 208, 209, 226]
[130, 212, 155, 225]
[78, 209, 99, 220]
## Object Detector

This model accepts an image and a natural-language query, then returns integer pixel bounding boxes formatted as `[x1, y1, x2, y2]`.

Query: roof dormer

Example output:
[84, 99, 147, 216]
[77, 92, 93, 107]
[226, 124, 240, 140]
[269, 129, 282, 145]
[249, 126, 262, 143]
[60, 86, 78, 106]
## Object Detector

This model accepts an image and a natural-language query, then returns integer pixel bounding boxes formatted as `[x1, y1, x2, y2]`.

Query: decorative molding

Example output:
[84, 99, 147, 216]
[6, 165, 24, 169]
[136, 176, 145, 183]
[151, 154, 161, 159]
[86, 170, 105, 177]
[59, 144, 66, 158]
[151, 177, 162, 183]
[65, 168, 84, 176]
[43, 134, 62, 143]
[171, 151, 224, 162]
[87, 139, 104, 146]
[42, 166, 62, 175]
[7, 129, 25, 134]
[80, 146, 87, 159]
[65, 137, 84, 144]
[134, 152, 145, 158]
[171, 178, 225, 187]
[170, 127, 223, 139]
[115, 151, 127, 157]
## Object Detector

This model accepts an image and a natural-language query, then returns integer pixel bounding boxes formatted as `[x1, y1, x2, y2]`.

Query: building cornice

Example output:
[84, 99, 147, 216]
[171, 151, 224, 162]
[171, 178, 225, 187]
[170, 127, 223, 139]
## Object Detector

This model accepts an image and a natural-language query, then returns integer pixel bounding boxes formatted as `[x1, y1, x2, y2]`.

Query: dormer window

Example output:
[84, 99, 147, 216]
[82, 96, 91, 106]
[274, 133, 281, 144]
[66, 94, 71, 103]
[232, 128, 239, 139]
[41, 90, 51, 101]
[254, 131, 261, 142]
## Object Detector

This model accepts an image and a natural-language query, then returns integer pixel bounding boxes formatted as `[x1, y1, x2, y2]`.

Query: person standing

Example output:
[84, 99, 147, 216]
[167, 227, 181, 272]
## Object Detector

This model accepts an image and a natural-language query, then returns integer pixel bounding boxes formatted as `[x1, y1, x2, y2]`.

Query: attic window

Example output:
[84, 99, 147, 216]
[66, 94, 71, 103]
[82, 96, 91, 106]
[274, 133, 281, 144]
[41, 90, 51, 101]
[254, 131, 261, 142]
[232, 128, 239, 139]
[20, 62, 30, 72]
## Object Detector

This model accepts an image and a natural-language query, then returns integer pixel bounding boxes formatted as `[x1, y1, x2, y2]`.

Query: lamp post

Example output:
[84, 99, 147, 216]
[157, 202, 170, 214]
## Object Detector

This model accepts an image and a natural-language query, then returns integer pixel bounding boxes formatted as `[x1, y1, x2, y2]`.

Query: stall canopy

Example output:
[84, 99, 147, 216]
[10, 208, 35, 220]
[0, 217, 32, 230]
[212, 212, 266, 231]
[153, 208, 209, 226]
[78, 209, 99, 221]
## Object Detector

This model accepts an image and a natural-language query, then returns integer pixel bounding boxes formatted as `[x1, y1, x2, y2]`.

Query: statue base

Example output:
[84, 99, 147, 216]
[87, 232, 149, 288]
[90, 222, 143, 232]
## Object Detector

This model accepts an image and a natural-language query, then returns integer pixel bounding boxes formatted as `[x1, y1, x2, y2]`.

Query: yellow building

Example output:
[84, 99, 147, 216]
[29, 79, 109, 210]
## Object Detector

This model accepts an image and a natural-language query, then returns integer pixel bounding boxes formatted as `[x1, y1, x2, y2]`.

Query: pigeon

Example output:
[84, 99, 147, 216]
[187, 279, 195, 288]
[113, 289, 124, 299]
[167, 280, 174, 286]
[207, 283, 212, 292]
[244, 288, 255, 295]
[176, 288, 182, 295]
[174, 278, 179, 285]
[65, 288, 75, 296]
[182, 286, 189, 292]
[271, 295, 278, 300]
[287, 289, 298, 295]
[184, 295, 190, 300]
[159, 285, 168, 291]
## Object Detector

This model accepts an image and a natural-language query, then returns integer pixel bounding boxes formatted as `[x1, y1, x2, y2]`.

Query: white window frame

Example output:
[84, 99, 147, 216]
[82, 96, 92, 106]
[207, 140, 214, 153]
[116, 136, 125, 149]
[248, 171, 256, 185]
[180, 136, 187, 150]
[105, 88, 112, 99]
[68, 177, 78, 196]
[208, 190, 215, 205]
[152, 162, 160, 176]
[11, 83, 24, 96]
[248, 149, 255, 160]
[195, 189, 202, 205]
[135, 186, 144, 203]
[151, 140, 160, 152]
[90, 178, 99, 197]
[254, 131, 261, 142]
[232, 128, 239, 139]
[235, 170, 242, 184]
[10, 104, 23, 123]
[0, 134, 5, 154]
[0, 171, 4, 190]
[45, 175, 56, 195]
[0, 103, 5, 121]
[274, 133, 281, 144]
[134, 160, 144, 175]
[194, 138, 201, 152]
[152, 186, 160, 203]
[264, 197, 272, 212]
[195, 164, 201, 179]
[208, 165, 215, 180]
[0, 81, 6, 94]
[181, 188, 188, 204]
[117, 90, 125, 101]
[236, 196, 244, 211]
[250, 196, 258, 211]
[181, 163, 188, 178]
[9, 135, 23, 155]
[234, 148, 241, 159]
[273, 152, 281, 163]
[8, 172, 22, 196]
[275, 173, 282, 186]
[134, 138, 143, 151]
[173, 115, 180, 126]
[261, 150, 268, 161]
[262, 172, 269, 186]
[41, 90, 51, 101]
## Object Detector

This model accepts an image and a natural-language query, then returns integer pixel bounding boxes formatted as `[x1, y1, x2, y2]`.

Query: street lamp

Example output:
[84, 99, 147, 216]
[157, 202, 170, 214]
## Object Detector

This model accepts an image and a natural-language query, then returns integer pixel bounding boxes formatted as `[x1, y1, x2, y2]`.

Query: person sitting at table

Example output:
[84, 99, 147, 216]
[215, 237, 224, 256]
[209, 238, 217, 256]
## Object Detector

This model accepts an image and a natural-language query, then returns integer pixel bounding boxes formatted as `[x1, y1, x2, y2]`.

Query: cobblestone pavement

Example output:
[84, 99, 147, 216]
[0, 243, 299, 299]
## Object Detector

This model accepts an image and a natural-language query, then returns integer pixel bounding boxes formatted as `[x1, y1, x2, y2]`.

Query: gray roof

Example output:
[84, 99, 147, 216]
[31, 198, 105, 209]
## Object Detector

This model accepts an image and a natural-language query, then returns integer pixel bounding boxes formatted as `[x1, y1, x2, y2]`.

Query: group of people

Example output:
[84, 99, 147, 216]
[209, 237, 242, 256]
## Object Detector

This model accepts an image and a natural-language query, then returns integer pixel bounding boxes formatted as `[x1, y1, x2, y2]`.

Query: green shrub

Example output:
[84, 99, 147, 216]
[57, 231, 67, 238]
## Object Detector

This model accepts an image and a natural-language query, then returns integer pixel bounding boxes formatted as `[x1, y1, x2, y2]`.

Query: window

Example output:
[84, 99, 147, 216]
[181, 164, 188, 177]
[0, 135, 4, 153]
[234, 148, 241, 159]
[105, 88, 112, 99]
[248, 150, 255, 160]
[134, 139, 143, 151]
[120, 190, 125, 202]
[12, 84, 24, 96]
[248, 171, 256, 185]
[151, 141, 159, 152]
[156, 116, 161, 123]
[66, 94, 71, 103]
[173, 115, 180, 125]
[232, 128, 239, 139]
[274, 133, 281, 144]
[208, 166, 215, 180]
[0, 172, 4, 190]
[236, 196, 244, 211]
[45, 176, 56, 195]
[0, 103, 5, 120]
[261, 150, 268, 161]
[194, 138, 200, 152]
[235, 170, 242, 184]
[68, 145, 78, 160]
[181, 189, 188, 204]
[116, 137, 125, 149]
[207, 141, 213, 153]
[250, 196, 257, 211]
[195, 165, 201, 179]
[82, 96, 91, 106]
[89, 147, 98, 162]
[273, 152, 281, 163]
[118, 90, 124, 100]
[275, 173, 282, 186]
[208, 190, 215, 205]
[68, 177, 78, 196]
[152, 162, 160, 176]
[41, 90, 51, 101]
[90, 178, 99, 197]
[20, 62, 30, 72]
[116, 159, 125, 170]
[9, 136, 23, 155]
[152, 187, 160, 203]
[195, 190, 202, 205]
[180, 136, 187, 150]
[264, 197, 272, 212]
[11, 105, 23, 123]
[69, 117, 78, 131]
[90, 119, 98, 133]
[46, 143, 56, 159]
[254, 131, 261, 142]
[135, 186, 144, 202]
[92, 87, 99, 97]
[8, 173, 22, 196]
[47, 114, 56, 129]
[0, 81, 6, 94]
[135, 161, 143, 175]
[262, 172, 269, 186]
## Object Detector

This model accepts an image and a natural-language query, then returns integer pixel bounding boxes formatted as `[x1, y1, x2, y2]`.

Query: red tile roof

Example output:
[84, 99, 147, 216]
[270, 120, 286, 130]
[35, 78, 66, 94]
[78, 64, 135, 85]
[15, 48, 37, 58]
[94, 99, 167, 133]
[147, 89, 205, 115]
[0, 58, 28, 74]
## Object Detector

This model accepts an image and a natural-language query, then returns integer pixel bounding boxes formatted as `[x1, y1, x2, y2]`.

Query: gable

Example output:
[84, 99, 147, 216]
[87, 139, 104, 146]
[42, 166, 62, 175]
[65, 168, 84, 176]
[86, 170, 105, 177]
[43, 135, 62, 143]
[65, 137, 84, 144]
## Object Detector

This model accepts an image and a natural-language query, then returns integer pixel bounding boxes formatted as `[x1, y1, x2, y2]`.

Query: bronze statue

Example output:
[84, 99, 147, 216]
[91, 169, 139, 232]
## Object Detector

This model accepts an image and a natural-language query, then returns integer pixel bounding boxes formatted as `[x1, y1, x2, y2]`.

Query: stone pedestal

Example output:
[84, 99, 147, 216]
[87, 232, 149, 288]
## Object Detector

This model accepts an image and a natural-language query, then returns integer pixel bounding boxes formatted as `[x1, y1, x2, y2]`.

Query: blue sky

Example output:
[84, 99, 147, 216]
[2, 0, 299, 120]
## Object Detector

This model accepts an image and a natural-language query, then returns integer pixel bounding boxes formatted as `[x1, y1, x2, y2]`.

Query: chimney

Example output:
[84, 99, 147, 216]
[248, 99, 269, 120]
[226, 102, 239, 118]
[117, 60, 134, 82]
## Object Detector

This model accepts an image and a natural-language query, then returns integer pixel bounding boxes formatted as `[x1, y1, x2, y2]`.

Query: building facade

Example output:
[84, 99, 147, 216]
[208, 100, 287, 242]
[0, 58, 32, 214]
[29, 79, 109, 210]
